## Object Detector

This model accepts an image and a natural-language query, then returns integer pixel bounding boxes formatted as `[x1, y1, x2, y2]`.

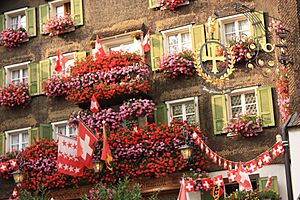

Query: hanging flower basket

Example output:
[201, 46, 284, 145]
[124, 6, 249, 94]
[43, 15, 75, 37]
[223, 113, 262, 138]
[0, 27, 29, 48]
[160, 0, 190, 10]
[159, 50, 195, 79]
[0, 82, 31, 109]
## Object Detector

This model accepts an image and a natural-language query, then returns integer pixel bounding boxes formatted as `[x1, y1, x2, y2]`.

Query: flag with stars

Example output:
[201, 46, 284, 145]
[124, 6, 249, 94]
[57, 135, 84, 176]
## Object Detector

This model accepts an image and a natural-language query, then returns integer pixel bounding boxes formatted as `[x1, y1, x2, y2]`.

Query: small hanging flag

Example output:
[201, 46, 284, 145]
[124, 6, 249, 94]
[55, 50, 68, 73]
[142, 30, 150, 52]
[202, 178, 213, 191]
[90, 94, 100, 113]
[213, 175, 224, 187]
[265, 176, 273, 191]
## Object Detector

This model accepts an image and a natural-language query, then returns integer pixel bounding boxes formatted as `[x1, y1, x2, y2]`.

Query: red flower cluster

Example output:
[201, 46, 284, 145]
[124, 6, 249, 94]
[0, 82, 31, 108]
[0, 27, 28, 48]
[160, 0, 188, 10]
[0, 151, 19, 179]
[159, 50, 196, 79]
[228, 37, 257, 63]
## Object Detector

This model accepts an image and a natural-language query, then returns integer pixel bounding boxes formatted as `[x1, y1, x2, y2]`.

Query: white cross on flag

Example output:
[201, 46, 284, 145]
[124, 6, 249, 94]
[235, 165, 253, 191]
[272, 141, 284, 158]
[261, 152, 272, 165]
[257, 157, 263, 168]
[246, 160, 257, 173]
[57, 135, 84, 176]
[77, 120, 98, 169]
[227, 169, 237, 183]
[0, 163, 7, 172]
[201, 178, 213, 191]
[213, 175, 224, 187]
[90, 94, 100, 113]
[185, 181, 195, 192]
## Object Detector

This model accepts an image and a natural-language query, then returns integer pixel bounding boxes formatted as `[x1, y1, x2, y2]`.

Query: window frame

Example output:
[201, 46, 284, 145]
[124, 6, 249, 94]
[5, 127, 30, 152]
[226, 86, 259, 119]
[49, 52, 76, 76]
[48, 0, 71, 18]
[92, 30, 144, 55]
[161, 24, 192, 55]
[218, 14, 251, 44]
[4, 61, 30, 85]
[51, 120, 77, 139]
[4, 7, 28, 30]
[166, 96, 199, 126]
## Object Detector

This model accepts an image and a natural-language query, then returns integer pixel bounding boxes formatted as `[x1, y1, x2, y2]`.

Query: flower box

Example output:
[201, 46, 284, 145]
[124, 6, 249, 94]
[159, 0, 190, 10]
[43, 15, 75, 37]
[0, 27, 29, 48]
[0, 82, 31, 108]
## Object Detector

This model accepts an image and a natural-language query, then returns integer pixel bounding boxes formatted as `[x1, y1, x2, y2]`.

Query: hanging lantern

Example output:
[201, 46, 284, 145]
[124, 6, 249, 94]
[12, 169, 24, 184]
[179, 144, 192, 160]
[93, 158, 103, 173]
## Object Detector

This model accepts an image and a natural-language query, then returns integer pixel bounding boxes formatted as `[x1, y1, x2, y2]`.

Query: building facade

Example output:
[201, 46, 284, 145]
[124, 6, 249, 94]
[0, 0, 297, 199]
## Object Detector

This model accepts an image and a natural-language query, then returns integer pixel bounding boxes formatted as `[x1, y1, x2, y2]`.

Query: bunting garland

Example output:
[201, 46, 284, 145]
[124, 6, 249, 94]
[192, 132, 285, 174]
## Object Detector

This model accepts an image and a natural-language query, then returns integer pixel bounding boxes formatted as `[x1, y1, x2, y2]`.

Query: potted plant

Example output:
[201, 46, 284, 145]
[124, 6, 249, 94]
[43, 15, 74, 36]
[0, 27, 29, 48]
[223, 113, 262, 138]
[258, 190, 280, 200]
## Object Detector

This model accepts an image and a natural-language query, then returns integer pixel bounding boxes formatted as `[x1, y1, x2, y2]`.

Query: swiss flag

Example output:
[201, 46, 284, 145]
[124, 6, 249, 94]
[0, 163, 7, 172]
[272, 141, 284, 158]
[90, 94, 100, 113]
[9, 159, 18, 169]
[57, 135, 84, 176]
[185, 181, 195, 192]
[227, 169, 237, 183]
[265, 176, 273, 191]
[77, 121, 98, 169]
[142, 30, 150, 52]
[213, 175, 224, 187]
[95, 35, 106, 58]
[235, 165, 253, 191]
[261, 152, 272, 165]
[101, 123, 113, 171]
[201, 178, 213, 191]
[55, 50, 68, 73]
[246, 160, 257, 173]
[257, 157, 264, 168]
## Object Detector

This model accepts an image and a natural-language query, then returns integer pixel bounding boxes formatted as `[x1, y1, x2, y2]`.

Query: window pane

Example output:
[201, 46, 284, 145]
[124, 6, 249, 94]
[11, 16, 19, 29]
[232, 107, 242, 117]
[168, 35, 179, 53]
[23, 68, 28, 78]
[69, 127, 77, 136]
[12, 70, 20, 79]
[186, 114, 196, 124]
[225, 22, 235, 34]
[185, 102, 195, 114]
[11, 145, 19, 151]
[245, 93, 256, 104]
[22, 132, 28, 142]
[11, 134, 19, 144]
[246, 104, 257, 115]
[238, 20, 249, 31]
[57, 126, 66, 135]
[172, 104, 183, 116]
[231, 95, 241, 107]
[21, 15, 26, 29]
[181, 33, 190, 44]
[56, 6, 64, 17]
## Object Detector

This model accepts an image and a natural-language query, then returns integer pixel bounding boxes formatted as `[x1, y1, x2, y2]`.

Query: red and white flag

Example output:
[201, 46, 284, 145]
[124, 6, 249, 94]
[201, 178, 213, 191]
[257, 157, 264, 169]
[0, 163, 7, 172]
[90, 94, 100, 113]
[213, 175, 224, 187]
[57, 135, 84, 176]
[185, 180, 195, 192]
[227, 169, 237, 183]
[9, 159, 18, 169]
[77, 121, 98, 169]
[95, 35, 106, 57]
[55, 50, 68, 73]
[246, 160, 257, 173]
[101, 123, 113, 171]
[261, 152, 272, 165]
[272, 141, 284, 158]
[142, 30, 150, 52]
[265, 176, 273, 191]
[177, 178, 190, 200]
[235, 165, 253, 191]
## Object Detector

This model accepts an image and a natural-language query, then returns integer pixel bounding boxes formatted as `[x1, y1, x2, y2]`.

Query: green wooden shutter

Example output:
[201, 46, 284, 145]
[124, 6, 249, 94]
[149, 0, 160, 8]
[191, 24, 207, 61]
[150, 34, 163, 71]
[0, 132, 5, 155]
[29, 128, 39, 145]
[0, 15, 5, 33]
[39, 124, 52, 141]
[39, 59, 50, 94]
[26, 7, 36, 37]
[0, 67, 5, 87]
[155, 103, 167, 125]
[75, 51, 86, 61]
[258, 176, 279, 193]
[251, 12, 267, 51]
[71, 0, 83, 26]
[211, 95, 227, 134]
[28, 62, 39, 96]
[39, 4, 49, 34]
[257, 87, 275, 127]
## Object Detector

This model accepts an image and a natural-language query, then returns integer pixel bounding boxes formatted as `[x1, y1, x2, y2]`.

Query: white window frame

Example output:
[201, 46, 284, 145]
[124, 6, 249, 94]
[226, 86, 259, 119]
[218, 14, 251, 44]
[166, 96, 199, 126]
[51, 120, 77, 139]
[4, 61, 30, 85]
[92, 30, 144, 55]
[49, 52, 76, 76]
[4, 7, 28, 30]
[5, 127, 30, 152]
[161, 24, 192, 55]
[48, 0, 71, 18]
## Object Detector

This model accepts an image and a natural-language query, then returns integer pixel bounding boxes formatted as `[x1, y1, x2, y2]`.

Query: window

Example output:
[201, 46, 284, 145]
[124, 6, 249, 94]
[4, 8, 27, 30]
[227, 87, 258, 118]
[5, 127, 30, 152]
[166, 97, 199, 125]
[49, 52, 75, 76]
[122, 116, 147, 130]
[52, 121, 77, 138]
[93, 31, 143, 55]
[49, 0, 71, 18]
[161, 25, 192, 54]
[4, 62, 30, 85]
[219, 14, 251, 44]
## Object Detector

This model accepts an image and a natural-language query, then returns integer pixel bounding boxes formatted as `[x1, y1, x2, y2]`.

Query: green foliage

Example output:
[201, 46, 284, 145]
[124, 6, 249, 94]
[225, 190, 280, 200]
